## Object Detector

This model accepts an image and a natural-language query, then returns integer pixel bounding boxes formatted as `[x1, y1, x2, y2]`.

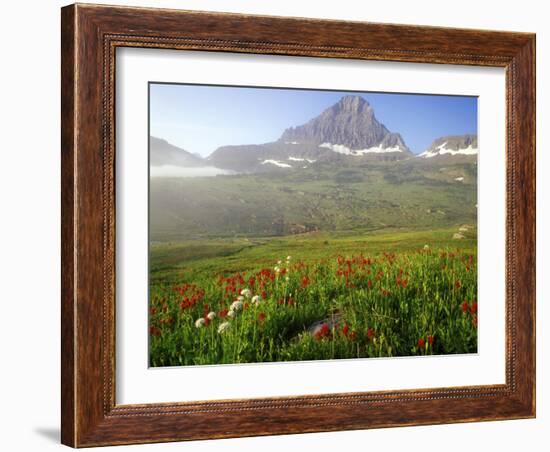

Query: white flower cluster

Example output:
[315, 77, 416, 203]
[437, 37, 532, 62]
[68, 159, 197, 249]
[194, 311, 217, 329]
[195, 277, 275, 334]
[217, 322, 230, 334]
[251, 295, 261, 305]
[274, 256, 291, 276]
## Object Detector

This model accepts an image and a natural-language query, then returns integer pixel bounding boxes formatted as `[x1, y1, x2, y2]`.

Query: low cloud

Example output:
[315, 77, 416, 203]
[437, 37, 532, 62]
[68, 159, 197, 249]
[150, 165, 234, 178]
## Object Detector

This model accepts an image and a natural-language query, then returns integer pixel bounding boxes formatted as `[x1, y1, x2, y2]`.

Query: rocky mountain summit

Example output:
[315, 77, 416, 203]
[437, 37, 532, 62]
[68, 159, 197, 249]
[279, 95, 409, 154]
[205, 95, 412, 172]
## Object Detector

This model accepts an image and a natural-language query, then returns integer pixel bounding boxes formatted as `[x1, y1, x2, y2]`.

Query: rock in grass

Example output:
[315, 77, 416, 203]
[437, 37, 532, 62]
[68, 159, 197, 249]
[308, 312, 342, 336]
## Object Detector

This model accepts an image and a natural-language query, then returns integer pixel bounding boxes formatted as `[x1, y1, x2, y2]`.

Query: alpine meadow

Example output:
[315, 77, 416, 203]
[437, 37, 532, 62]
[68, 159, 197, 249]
[148, 85, 478, 367]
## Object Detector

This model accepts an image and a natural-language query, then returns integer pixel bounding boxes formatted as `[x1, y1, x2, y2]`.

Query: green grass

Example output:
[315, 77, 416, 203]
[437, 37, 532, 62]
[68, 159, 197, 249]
[149, 226, 477, 366]
[150, 159, 477, 241]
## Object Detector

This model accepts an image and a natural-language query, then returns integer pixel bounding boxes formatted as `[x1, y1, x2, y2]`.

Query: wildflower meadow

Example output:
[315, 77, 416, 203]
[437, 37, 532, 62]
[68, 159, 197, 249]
[149, 228, 477, 366]
[147, 87, 479, 367]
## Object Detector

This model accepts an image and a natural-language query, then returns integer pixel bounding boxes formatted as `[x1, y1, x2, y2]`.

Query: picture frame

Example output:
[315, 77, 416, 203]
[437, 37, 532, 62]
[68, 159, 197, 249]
[61, 3, 535, 447]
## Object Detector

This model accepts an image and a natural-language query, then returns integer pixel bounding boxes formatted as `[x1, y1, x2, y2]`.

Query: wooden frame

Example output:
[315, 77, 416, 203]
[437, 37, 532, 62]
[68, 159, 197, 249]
[61, 3, 536, 447]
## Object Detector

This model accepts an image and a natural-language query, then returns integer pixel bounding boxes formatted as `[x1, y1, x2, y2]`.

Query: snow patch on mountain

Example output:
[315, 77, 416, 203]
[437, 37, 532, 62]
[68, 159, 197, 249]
[288, 156, 316, 163]
[261, 159, 292, 168]
[418, 142, 478, 158]
[319, 142, 403, 156]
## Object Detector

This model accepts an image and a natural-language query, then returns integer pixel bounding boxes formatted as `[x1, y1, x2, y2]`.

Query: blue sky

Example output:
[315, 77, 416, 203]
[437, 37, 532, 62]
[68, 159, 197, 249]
[149, 83, 477, 156]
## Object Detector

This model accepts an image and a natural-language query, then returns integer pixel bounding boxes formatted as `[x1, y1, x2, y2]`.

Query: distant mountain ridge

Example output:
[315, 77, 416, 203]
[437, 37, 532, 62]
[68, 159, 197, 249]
[150, 96, 477, 173]
[418, 134, 478, 159]
[150, 136, 205, 167]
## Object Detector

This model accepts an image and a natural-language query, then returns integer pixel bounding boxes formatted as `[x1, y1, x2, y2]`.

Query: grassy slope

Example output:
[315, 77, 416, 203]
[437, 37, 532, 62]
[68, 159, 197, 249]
[149, 227, 477, 366]
[150, 226, 476, 285]
[150, 159, 477, 241]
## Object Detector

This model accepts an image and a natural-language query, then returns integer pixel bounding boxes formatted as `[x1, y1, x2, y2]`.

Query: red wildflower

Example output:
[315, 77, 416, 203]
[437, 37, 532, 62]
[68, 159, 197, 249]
[349, 331, 357, 341]
[367, 279, 373, 289]
[258, 312, 266, 322]
[417, 337, 426, 348]
[261, 291, 267, 299]
[315, 323, 330, 340]
[470, 302, 478, 315]
[149, 326, 161, 337]
[366, 328, 375, 339]
[427, 335, 434, 346]
[454, 280, 461, 289]
[218, 309, 229, 318]
[461, 301, 469, 313]
[342, 324, 350, 337]
[301, 275, 311, 289]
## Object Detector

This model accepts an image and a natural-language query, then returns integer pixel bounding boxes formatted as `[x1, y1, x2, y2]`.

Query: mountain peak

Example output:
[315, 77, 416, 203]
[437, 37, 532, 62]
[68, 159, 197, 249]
[279, 95, 409, 153]
[336, 95, 370, 113]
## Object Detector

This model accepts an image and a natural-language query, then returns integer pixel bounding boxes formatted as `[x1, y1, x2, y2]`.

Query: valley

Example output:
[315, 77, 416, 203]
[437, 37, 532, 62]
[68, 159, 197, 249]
[150, 157, 476, 241]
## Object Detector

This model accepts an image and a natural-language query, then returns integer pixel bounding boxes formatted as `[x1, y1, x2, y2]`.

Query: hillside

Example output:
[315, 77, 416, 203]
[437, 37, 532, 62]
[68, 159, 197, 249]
[150, 158, 477, 241]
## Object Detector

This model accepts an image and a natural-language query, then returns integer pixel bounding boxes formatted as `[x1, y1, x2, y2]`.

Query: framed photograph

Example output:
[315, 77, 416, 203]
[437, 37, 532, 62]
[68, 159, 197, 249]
[61, 3, 536, 447]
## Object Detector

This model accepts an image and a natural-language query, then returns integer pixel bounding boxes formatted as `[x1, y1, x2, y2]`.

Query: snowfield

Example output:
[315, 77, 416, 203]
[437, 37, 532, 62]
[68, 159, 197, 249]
[261, 159, 292, 168]
[319, 142, 403, 156]
[418, 142, 478, 158]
